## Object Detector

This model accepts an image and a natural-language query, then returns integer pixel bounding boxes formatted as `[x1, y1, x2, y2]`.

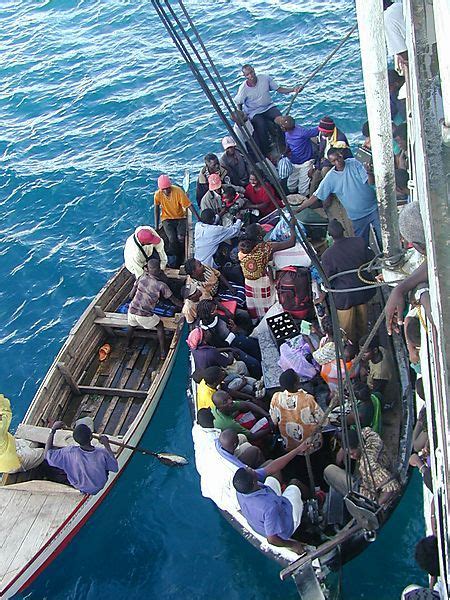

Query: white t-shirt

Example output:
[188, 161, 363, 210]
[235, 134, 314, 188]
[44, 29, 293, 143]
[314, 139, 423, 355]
[234, 74, 279, 119]
[384, 3, 406, 56]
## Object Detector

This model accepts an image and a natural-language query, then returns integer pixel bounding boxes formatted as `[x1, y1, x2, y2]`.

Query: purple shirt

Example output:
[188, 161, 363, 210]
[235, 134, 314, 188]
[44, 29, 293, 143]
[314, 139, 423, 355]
[237, 483, 295, 539]
[192, 346, 230, 371]
[285, 125, 319, 165]
[47, 446, 119, 495]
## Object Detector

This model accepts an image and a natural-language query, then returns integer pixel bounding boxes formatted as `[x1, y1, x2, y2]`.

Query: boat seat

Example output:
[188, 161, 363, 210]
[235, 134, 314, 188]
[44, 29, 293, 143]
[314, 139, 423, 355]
[94, 311, 180, 332]
[2, 480, 82, 495]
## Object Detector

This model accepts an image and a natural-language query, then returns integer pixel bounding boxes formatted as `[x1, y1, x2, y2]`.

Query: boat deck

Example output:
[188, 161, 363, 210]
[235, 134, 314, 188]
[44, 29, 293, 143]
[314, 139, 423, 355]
[0, 482, 81, 591]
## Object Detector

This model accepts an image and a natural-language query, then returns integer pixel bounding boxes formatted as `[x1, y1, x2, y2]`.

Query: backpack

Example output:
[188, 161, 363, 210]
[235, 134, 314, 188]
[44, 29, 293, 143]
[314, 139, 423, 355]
[275, 267, 313, 319]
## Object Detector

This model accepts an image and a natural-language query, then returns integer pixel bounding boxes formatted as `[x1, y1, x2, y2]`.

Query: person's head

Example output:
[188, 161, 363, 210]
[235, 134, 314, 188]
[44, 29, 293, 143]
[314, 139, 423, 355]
[73, 424, 92, 446]
[361, 121, 371, 148]
[353, 382, 371, 404]
[327, 219, 345, 240]
[197, 407, 215, 428]
[327, 149, 345, 170]
[182, 283, 202, 302]
[146, 259, 161, 276]
[344, 428, 361, 460]
[212, 390, 234, 413]
[405, 316, 421, 349]
[208, 172, 222, 192]
[244, 223, 264, 242]
[233, 467, 257, 494]
[241, 64, 257, 85]
[395, 168, 410, 197]
[343, 343, 357, 362]
[248, 171, 260, 188]
[275, 115, 295, 132]
[238, 238, 257, 255]
[415, 536, 440, 577]
[222, 185, 237, 203]
[219, 428, 239, 453]
[197, 299, 216, 324]
[398, 202, 426, 255]
[200, 208, 216, 225]
[318, 116, 336, 138]
[157, 174, 172, 196]
[204, 153, 220, 173]
[222, 136, 237, 156]
[359, 334, 379, 362]
[279, 368, 301, 393]
[388, 69, 405, 92]
[136, 227, 161, 246]
[394, 123, 408, 151]
[203, 366, 226, 388]
[184, 257, 205, 280]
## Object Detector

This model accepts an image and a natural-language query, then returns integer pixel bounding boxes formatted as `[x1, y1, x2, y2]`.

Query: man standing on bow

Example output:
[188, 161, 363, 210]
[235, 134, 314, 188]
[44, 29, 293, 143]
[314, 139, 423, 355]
[234, 64, 300, 156]
[154, 174, 200, 268]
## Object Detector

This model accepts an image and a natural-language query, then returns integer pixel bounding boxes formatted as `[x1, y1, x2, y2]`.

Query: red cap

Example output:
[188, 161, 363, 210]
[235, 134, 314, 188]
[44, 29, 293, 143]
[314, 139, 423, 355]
[136, 228, 161, 245]
[208, 173, 222, 191]
[157, 174, 172, 190]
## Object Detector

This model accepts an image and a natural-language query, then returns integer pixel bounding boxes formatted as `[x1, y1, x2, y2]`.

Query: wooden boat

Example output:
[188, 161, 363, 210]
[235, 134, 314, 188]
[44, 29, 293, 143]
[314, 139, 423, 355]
[188, 287, 414, 598]
[0, 264, 188, 598]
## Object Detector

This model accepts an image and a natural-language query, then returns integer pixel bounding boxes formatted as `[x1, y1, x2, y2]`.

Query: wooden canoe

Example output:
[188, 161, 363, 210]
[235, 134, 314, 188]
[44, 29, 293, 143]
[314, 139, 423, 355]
[0, 264, 187, 599]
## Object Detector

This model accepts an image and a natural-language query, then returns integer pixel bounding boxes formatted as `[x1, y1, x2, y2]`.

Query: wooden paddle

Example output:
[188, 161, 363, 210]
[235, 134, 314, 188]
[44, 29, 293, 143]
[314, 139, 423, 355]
[90, 433, 188, 466]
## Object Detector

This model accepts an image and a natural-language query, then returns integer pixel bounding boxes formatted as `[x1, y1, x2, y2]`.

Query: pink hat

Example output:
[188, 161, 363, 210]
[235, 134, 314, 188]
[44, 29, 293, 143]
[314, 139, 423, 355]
[221, 136, 236, 150]
[208, 173, 222, 191]
[136, 228, 161, 246]
[157, 174, 172, 190]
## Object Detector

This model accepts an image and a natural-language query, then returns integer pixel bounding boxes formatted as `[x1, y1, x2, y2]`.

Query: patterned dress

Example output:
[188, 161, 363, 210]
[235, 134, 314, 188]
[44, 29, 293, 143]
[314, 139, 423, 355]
[238, 242, 277, 320]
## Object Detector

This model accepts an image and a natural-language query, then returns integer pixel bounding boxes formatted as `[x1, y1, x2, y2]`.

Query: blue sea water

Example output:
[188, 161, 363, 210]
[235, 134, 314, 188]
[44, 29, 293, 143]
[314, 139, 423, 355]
[0, 0, 426, 598]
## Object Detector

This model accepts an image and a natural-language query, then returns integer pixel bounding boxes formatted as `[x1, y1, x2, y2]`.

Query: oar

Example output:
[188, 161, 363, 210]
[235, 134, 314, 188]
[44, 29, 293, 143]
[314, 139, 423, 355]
[90, 433, 188, 466]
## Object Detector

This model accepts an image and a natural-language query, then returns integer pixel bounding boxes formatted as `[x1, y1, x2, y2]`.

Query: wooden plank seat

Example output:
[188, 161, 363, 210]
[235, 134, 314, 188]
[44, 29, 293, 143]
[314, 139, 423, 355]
[94, 309, 180, 334]
[15, 424, 123, 451]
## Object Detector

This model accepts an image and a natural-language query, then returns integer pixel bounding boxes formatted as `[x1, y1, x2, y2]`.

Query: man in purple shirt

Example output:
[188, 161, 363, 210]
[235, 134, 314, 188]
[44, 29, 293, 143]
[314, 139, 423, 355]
[45, 421, 118, 495]
[232, 440, 311, 554]
[276, 115, 319, 195]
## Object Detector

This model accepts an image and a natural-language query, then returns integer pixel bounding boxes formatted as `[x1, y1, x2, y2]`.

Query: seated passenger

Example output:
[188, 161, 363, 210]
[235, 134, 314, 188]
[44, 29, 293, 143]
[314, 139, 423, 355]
[344, 382, 381, 433]
[197, 367, 226, 410]
[238, 221, 296, 322]
[270, 369, 325, 452]
[184, 257, 246, 308]
[196, 153, 231, 204]
[232, 440, 311, 554]
[220, 136, 250, 187]
[124, 226, 168, 278]
[194, 208, 243, 268]
[45, 421, 118, 495]
[187, 327, 248, 375]
[0, 394, 45, 474]
[211, 390, 272, 442]
[324, 428, 400, 505]
[359, 335, 391, 395]
[216, 429, 265, 469]
[318, 343, 358, 394]
[244, 171, 277, 218]
[127, 259, 183, 358]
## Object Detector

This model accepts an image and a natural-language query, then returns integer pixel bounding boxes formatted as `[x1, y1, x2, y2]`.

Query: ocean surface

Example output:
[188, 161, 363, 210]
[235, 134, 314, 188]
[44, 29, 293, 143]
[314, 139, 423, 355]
[0, 1, 426, 598]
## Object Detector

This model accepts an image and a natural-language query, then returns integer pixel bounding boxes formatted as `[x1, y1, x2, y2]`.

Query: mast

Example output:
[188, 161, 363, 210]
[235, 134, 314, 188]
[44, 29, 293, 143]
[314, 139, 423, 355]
[355, 0, 401, 262]
[403, 0, 450, 593]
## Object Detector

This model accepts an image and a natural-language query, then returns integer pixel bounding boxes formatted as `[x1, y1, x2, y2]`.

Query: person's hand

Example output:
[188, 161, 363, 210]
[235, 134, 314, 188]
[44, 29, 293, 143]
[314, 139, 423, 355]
[51, 421, 65, 431]
[364, 161, 374, 175]
[292, 541, 307, 555]
[409, 453, 423, 469]
[98, 434, 110, 446]
[307, 165, 315, 179]
[408, 345, 420, 365]
[296, 438, 313, 455]
[227, 319, 238, 332]
[385, 286, 406, 335]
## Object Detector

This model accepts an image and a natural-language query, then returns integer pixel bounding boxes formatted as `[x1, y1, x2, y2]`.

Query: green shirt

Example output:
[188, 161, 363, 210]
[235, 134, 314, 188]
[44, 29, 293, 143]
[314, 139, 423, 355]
[211, 402, 249, 436]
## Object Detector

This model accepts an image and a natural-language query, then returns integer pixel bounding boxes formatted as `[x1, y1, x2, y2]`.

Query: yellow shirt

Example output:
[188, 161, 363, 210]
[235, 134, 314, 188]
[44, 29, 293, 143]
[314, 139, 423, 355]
[197, 380, 216, 410]
[154, 185, 191, 220]
[0, 394, 21, 473]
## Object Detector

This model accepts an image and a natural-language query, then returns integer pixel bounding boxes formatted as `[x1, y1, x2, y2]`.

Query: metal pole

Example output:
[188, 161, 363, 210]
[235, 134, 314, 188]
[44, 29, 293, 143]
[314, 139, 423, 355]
[355, 0, 402, 262]
[432, 0, 450, 143]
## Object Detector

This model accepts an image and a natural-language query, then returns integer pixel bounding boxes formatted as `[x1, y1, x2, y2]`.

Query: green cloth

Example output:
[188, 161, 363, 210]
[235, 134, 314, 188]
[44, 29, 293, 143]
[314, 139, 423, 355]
[211, 401, 249, 436]
[370, 393, 382, 435]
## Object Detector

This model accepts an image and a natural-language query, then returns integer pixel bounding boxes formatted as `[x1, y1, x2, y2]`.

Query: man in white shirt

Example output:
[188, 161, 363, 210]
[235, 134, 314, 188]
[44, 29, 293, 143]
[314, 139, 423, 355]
[234, 64, 299, 156]
[124, 225, 168, 278]
[194, 209, 242, 267]
[383, 0, 407, 65]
